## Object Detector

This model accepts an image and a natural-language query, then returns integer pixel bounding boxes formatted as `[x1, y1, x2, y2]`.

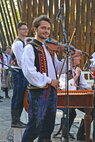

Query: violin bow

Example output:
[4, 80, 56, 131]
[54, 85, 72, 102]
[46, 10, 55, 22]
[69, 28, 76, 45]
[58, 28, 76, 80]
[58, 57, 66, 79]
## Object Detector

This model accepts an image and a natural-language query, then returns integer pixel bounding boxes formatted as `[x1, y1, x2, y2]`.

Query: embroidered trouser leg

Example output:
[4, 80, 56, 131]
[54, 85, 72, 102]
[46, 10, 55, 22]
[38, 88, 57, 141]
[22, 86, 57, 142]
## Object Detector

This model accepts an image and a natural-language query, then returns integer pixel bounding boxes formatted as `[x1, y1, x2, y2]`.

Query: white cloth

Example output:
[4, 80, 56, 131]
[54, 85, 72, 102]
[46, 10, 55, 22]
[91, 52, 95, 59]
[90, 52, 95, 68]
[11, 38, 27, 68]
[2, 53, 8, 69]
[59, 70, 91, 90]
[3, 53, 11, 68]
[59, 74, 76, 90]
[0, 53, 11, 69]
[21, 43, 66, 88]
[0, 58, 3, 69]
[5, 54, 11, 66]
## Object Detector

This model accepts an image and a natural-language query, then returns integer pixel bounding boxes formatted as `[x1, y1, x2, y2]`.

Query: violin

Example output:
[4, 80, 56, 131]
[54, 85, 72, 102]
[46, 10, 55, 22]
[45, 38, 89, 57]
[45, 37, 75, 53]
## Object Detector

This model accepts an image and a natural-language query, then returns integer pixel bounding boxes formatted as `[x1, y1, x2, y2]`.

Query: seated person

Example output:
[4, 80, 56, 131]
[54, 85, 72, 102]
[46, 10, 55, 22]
[59, 52, 92, 141]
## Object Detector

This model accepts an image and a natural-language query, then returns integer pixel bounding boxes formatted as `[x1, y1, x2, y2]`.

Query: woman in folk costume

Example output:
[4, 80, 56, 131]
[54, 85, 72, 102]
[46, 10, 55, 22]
[59, 51, 92, 141]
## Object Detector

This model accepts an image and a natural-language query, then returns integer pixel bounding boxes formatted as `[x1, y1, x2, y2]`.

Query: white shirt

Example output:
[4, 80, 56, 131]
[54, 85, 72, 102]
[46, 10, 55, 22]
[12, 38, 26, 68]
[91, 52, 95, 59]
[0, 58, 3, 70]
[90, 52, 95, 68]
[2, 53, 8, 69]
[6, 54, 11, 66]
[21, 43, 66, 88]
[59, 70, 91, 90]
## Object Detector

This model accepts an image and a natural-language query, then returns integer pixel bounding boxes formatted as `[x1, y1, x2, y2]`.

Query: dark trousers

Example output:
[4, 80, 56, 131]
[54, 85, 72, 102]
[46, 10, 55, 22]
[11, 70, 27, 123]
[62, 108, 77, 130]
[22, 86, 57, 142]
[60, 108, 85, 138]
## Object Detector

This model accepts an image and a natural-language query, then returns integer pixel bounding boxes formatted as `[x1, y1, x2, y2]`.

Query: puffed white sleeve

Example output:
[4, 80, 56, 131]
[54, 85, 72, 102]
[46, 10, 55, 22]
[21, 44, 52, 87]
[91, 52, 95, 58]
[79, 72, 91, 89]
[12, 41, 24, 67]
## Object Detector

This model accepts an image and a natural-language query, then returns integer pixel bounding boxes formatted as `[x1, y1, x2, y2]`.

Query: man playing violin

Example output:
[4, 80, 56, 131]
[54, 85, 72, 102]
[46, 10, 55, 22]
[21, 15, 69, 142]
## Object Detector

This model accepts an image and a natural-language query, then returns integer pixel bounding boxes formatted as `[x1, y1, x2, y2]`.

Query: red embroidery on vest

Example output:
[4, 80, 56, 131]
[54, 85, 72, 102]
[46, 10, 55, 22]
[38, 47, 48, 75]
[32, 41, 48, 75]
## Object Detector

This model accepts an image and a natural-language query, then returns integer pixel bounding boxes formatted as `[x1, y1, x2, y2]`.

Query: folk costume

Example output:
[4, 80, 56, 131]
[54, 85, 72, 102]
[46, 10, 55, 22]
[59, 68, 91, 140]
[11, 38, 28, 128]
[21, 39, 65, 142]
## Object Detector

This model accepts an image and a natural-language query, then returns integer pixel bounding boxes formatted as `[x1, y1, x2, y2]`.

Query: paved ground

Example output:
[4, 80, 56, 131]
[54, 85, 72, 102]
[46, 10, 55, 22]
[0, 89, 93, 142]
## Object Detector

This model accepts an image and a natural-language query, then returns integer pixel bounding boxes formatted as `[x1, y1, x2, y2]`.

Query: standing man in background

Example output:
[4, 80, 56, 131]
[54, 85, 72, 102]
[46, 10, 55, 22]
[11, 22, 28, 128]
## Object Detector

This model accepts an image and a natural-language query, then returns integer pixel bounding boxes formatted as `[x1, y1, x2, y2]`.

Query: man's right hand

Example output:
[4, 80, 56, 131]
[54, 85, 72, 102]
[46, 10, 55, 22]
[50, 79, 59, 90]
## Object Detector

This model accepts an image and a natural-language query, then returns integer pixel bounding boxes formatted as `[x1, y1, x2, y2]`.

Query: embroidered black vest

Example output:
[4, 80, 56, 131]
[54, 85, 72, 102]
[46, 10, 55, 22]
[28, 39, 49, 89]
[30, 39, 48, 75]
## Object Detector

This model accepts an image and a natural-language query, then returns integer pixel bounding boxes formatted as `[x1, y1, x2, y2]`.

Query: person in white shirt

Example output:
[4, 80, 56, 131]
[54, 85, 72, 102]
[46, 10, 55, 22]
[11, 22, 28, 128]
[90, 52, 95, 141]
[59, 52, 91, 141]
[21, 14, 72, 142]
[59, 54, 91, 91]
[1, 46, 11, 99]
[21, 15, 82, 142]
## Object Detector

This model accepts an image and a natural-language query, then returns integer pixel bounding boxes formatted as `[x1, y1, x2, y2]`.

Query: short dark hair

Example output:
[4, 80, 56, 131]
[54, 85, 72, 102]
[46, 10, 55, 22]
[17, 22, 27, 29]
[32, 15, 52, 28]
